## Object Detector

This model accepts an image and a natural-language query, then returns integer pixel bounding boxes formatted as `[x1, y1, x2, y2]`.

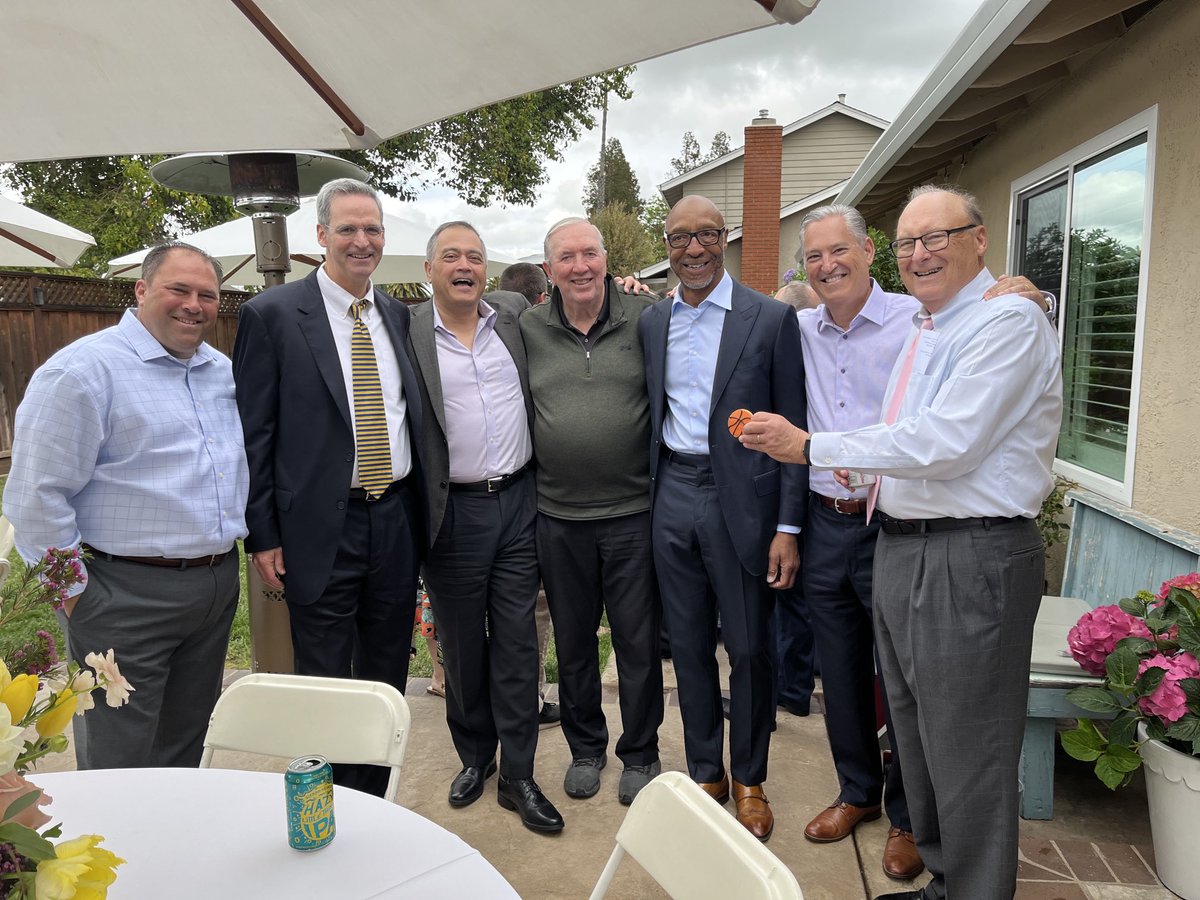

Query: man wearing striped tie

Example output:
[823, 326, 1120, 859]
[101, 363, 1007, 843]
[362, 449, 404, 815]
[233, 178, 425, 798]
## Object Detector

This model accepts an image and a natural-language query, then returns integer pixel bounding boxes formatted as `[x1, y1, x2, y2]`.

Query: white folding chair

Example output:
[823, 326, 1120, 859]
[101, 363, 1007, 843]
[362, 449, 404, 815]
[589, 771, 804, 900]
[0, 515, 16, 583]
[199, 673, 411, 803]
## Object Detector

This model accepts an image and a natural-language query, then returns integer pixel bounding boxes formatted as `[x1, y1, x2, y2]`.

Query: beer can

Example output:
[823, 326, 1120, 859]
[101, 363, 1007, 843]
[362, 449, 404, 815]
[285, 755, 336, 851]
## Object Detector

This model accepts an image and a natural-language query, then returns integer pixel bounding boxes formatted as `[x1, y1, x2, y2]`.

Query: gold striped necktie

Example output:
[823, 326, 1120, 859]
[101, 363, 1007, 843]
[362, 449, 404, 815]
[350, 298, 392, 499]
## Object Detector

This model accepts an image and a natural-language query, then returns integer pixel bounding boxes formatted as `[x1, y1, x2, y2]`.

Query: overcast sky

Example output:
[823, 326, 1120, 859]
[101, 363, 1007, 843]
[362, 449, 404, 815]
[386, 0, 990, 262]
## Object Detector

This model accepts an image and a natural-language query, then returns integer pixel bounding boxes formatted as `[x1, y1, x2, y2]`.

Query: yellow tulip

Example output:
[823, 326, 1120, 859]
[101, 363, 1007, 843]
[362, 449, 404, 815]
[0, 673, 39, 723]
[35, 834, 125, 900]
[36, 689, 78, 738]
[0, 660, 11, 692]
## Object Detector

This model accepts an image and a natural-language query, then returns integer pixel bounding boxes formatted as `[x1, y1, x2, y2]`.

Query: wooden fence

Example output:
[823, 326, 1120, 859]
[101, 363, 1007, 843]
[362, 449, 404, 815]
[0, 271, 250, 470]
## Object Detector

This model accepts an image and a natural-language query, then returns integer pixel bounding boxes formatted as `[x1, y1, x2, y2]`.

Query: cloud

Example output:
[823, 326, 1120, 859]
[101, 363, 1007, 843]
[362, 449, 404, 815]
[405, 0, 988, 260]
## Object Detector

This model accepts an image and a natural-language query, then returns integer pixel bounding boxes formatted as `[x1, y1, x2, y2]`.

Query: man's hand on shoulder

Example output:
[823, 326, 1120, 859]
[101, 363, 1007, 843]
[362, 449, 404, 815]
[984, 273, 1050, 312]
[612, 275, 658, 296]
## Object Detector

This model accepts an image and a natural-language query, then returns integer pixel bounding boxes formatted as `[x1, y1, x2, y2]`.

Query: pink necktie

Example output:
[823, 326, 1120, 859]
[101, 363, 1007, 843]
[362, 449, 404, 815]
[867, 318, 933, 522]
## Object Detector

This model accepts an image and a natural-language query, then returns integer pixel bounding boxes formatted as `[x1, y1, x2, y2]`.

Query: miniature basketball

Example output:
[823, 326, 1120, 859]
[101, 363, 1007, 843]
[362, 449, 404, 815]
[727, 408, 753, 438]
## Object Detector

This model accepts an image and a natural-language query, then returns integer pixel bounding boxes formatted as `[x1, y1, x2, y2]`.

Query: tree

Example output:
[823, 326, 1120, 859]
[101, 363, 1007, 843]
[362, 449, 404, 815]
[582, 138, 642, 216]
[667, 130, 734, 177]
[640, 193, 670, 246]
[2, 68, 634, 274]
[592, 202, 658, 278]
[867, 225, 904, 294]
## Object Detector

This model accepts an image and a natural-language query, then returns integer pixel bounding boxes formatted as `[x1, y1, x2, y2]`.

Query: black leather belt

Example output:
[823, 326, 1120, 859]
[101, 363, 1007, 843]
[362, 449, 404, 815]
[814, 492, 868, 515]
[876, 512, 1023, 535]
[660, 446, 711, 468]
[449, 463, 532, 494]
[348, 479, 407, 502]
[83, 544, 233, 570]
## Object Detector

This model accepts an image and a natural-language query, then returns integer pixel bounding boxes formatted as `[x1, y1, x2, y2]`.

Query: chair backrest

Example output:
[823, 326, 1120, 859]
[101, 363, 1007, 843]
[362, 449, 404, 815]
[0, 515, 16, 584]
[199, 673, 411, 802]
[589, 771, 803, 900]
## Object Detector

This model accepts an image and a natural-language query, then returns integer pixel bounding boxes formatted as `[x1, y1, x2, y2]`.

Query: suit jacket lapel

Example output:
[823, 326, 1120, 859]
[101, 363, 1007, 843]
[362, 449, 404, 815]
[494, 306, 533, 421]
[296, 273, 353, 431]
[643, 300, 670, 430]
[710, 283, 759, 413]
[376, 289, 423, 447]
[408, 301, 448, 438]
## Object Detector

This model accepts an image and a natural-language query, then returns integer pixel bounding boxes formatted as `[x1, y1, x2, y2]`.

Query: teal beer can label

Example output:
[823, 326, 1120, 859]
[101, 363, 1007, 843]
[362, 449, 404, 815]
[285, 755, 336, 850]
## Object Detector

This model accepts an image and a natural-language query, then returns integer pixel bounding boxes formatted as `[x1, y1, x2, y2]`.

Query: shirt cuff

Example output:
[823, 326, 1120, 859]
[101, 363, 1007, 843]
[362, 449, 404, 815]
[807, 432, 839, 469]
[776, 525, 801, 535]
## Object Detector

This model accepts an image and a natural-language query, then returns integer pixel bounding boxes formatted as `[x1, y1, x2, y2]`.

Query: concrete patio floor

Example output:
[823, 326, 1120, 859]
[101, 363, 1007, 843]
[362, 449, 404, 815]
[39, 651, 1175, 899]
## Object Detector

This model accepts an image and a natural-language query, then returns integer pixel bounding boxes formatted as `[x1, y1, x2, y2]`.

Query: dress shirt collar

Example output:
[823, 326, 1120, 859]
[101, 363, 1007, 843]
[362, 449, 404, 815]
[122, 308, 214, 367]
[923, 267, 996, 329]
[815, 278, 887, 335]
[671, 270, 733, 314]
[318, 264, 374, 317]
[432, 297, 497, 334]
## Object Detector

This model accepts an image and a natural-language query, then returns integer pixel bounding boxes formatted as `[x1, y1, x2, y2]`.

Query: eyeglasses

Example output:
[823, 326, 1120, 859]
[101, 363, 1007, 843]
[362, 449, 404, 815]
[333, 224, 385, 238]
[664, 228, 726, 249]
[888, 224, 978, 258]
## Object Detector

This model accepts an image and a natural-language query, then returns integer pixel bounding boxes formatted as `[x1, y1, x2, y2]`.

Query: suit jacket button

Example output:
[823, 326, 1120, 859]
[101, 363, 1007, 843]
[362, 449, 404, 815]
[336, 501, 346, 510]
[344, 454, 353, 462]
[439, 481, 448, 488]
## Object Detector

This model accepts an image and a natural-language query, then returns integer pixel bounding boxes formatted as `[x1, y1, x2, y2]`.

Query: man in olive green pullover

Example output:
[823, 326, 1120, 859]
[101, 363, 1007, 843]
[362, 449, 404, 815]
[519, 217, 663, 806]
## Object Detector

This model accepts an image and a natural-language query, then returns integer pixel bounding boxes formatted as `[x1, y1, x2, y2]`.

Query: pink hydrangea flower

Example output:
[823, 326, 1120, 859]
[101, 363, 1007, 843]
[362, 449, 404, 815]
[1157, 572, 1200, 602]
[1137, 652, 1200, 724]
[1067, 605, 1152, 677]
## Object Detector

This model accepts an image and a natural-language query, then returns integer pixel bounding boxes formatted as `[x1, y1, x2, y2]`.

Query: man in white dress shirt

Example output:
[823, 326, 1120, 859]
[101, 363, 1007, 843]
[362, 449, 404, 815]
[741, 185, 1062, 900]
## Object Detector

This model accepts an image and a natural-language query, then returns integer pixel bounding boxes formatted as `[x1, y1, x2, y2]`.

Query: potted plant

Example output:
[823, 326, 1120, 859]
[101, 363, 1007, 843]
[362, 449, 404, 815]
[1061, 572, 1200, 899]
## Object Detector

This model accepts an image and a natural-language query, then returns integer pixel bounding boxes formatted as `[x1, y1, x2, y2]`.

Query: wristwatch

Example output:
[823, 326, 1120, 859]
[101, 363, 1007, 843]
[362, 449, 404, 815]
[802, 437, 811, 464]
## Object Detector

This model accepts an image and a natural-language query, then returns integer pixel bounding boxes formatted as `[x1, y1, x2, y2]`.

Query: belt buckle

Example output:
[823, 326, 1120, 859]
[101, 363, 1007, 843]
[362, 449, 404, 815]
[486, 475, 503, 493]
[834, 496, 853, 514]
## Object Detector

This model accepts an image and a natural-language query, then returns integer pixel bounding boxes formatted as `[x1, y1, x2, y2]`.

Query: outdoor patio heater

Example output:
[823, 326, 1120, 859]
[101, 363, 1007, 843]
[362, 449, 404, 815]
[151, 150, 369, 674]
[150, 150, 368, 287]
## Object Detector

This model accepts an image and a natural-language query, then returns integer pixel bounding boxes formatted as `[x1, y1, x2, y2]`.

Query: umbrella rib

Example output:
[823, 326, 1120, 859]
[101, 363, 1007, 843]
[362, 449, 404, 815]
[222, 255, 257, 285]
[229, 0, 366, 137]
[292, 254, 324, 267]
[0, 225, 59, 265]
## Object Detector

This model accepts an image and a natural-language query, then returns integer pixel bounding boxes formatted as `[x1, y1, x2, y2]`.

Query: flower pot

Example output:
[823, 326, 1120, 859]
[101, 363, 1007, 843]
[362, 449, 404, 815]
[1138, 723, 1200, 899]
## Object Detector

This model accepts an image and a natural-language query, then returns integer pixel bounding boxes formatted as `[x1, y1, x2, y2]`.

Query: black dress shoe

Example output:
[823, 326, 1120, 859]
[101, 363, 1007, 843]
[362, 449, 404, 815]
[448, 759, 497, 808]
[778, 699, 811, 717]
[873, 891, 925, 900]
[497, 775, 565, 833]
[722, 695, 776, 731]
[538, 701, 561, 728]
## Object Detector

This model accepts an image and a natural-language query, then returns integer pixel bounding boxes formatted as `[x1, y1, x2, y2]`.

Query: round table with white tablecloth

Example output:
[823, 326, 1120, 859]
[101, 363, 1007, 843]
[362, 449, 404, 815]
[34, 768, 518, 899]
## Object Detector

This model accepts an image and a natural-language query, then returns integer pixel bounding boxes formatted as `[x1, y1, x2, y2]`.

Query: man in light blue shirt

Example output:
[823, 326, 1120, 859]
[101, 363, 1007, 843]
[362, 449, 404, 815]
[742, 186, 1062, 900]
[4, 242, 248, 770]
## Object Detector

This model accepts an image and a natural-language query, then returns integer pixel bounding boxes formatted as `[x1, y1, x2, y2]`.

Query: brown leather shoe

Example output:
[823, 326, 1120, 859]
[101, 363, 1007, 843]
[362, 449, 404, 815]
[803, 798, 882, 843]
[731, 780, 773, 842]
[882, 827, 925, 880]
[696, 773, 730, 805]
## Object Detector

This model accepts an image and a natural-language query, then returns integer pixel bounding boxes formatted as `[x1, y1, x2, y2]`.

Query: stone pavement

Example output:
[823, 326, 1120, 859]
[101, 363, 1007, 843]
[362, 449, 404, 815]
[40, 652, 1175, 899]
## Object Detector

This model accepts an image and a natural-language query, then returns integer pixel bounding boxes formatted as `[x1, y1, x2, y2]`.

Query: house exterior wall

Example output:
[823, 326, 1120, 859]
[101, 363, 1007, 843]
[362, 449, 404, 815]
[780, 115, 882, 207]
[881, 0, 1199, 532]
[680, 159, 746, 228]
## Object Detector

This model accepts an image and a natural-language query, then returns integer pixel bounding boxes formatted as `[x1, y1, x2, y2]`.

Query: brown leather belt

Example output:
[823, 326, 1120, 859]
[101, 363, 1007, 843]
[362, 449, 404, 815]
[83, 544, 233, 570]
[449, 462, 532, 494]
[814, 493, 868, 515]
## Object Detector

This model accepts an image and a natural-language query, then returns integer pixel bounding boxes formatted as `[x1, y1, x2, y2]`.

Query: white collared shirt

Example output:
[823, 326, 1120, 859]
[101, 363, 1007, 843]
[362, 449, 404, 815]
[317, 266, 412, 486]
[808, 268, 1063, 519]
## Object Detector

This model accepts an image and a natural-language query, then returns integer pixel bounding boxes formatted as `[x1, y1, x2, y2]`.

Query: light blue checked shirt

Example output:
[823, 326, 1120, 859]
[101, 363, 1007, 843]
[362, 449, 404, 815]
[3, 309, 249, 583]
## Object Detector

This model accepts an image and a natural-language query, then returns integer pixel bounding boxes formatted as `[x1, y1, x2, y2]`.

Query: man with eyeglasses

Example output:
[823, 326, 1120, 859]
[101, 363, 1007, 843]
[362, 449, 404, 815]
[639, 194, 806, 841]
[790, 204, 1045, 884]
[234, 178, 425, 798]
[741, 185, 1063, 900]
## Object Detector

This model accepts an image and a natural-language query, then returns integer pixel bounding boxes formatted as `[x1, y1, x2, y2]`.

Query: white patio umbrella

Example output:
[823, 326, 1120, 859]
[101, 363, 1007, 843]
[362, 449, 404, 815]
[106, 199, 514, 287]
[0, 0, 819, 163]
[0, 195, 96, 267]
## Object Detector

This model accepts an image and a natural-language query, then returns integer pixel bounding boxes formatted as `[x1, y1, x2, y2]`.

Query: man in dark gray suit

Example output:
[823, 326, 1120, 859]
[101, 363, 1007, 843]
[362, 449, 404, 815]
[233, 179, 424, 797]
[406, 221, 563, 834]
[638, 195, 807, 841]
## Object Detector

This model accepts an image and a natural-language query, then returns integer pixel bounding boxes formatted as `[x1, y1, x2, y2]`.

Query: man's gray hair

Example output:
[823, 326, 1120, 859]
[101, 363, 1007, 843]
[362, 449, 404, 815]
[797, 204, 868, 262]
[425, 221, 487, 262]
[543, 216, 605, 261]
[906, 184, 984, 226]
[141, 241, 223, 285]
[316, 178, 383, 226]
[775, 280, 819, 312]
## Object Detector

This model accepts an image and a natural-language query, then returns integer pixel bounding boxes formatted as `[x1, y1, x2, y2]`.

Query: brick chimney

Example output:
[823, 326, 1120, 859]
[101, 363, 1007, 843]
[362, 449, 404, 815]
[741, 109, 783, 294]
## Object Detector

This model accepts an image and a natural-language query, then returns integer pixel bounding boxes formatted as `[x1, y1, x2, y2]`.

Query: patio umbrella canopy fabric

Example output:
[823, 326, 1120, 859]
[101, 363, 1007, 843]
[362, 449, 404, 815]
[0, 195, 96, 268]
[106, 199, 514, 287]
[0, 0, 818, 162]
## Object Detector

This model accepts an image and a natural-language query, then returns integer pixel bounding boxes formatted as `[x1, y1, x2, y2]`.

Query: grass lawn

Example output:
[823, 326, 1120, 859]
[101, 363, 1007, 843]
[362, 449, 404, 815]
[5, 469, 609, 682]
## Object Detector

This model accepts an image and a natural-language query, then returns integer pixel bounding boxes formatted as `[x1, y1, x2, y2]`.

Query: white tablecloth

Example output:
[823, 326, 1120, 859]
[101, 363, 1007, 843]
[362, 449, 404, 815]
[35, 768, 518, 899]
